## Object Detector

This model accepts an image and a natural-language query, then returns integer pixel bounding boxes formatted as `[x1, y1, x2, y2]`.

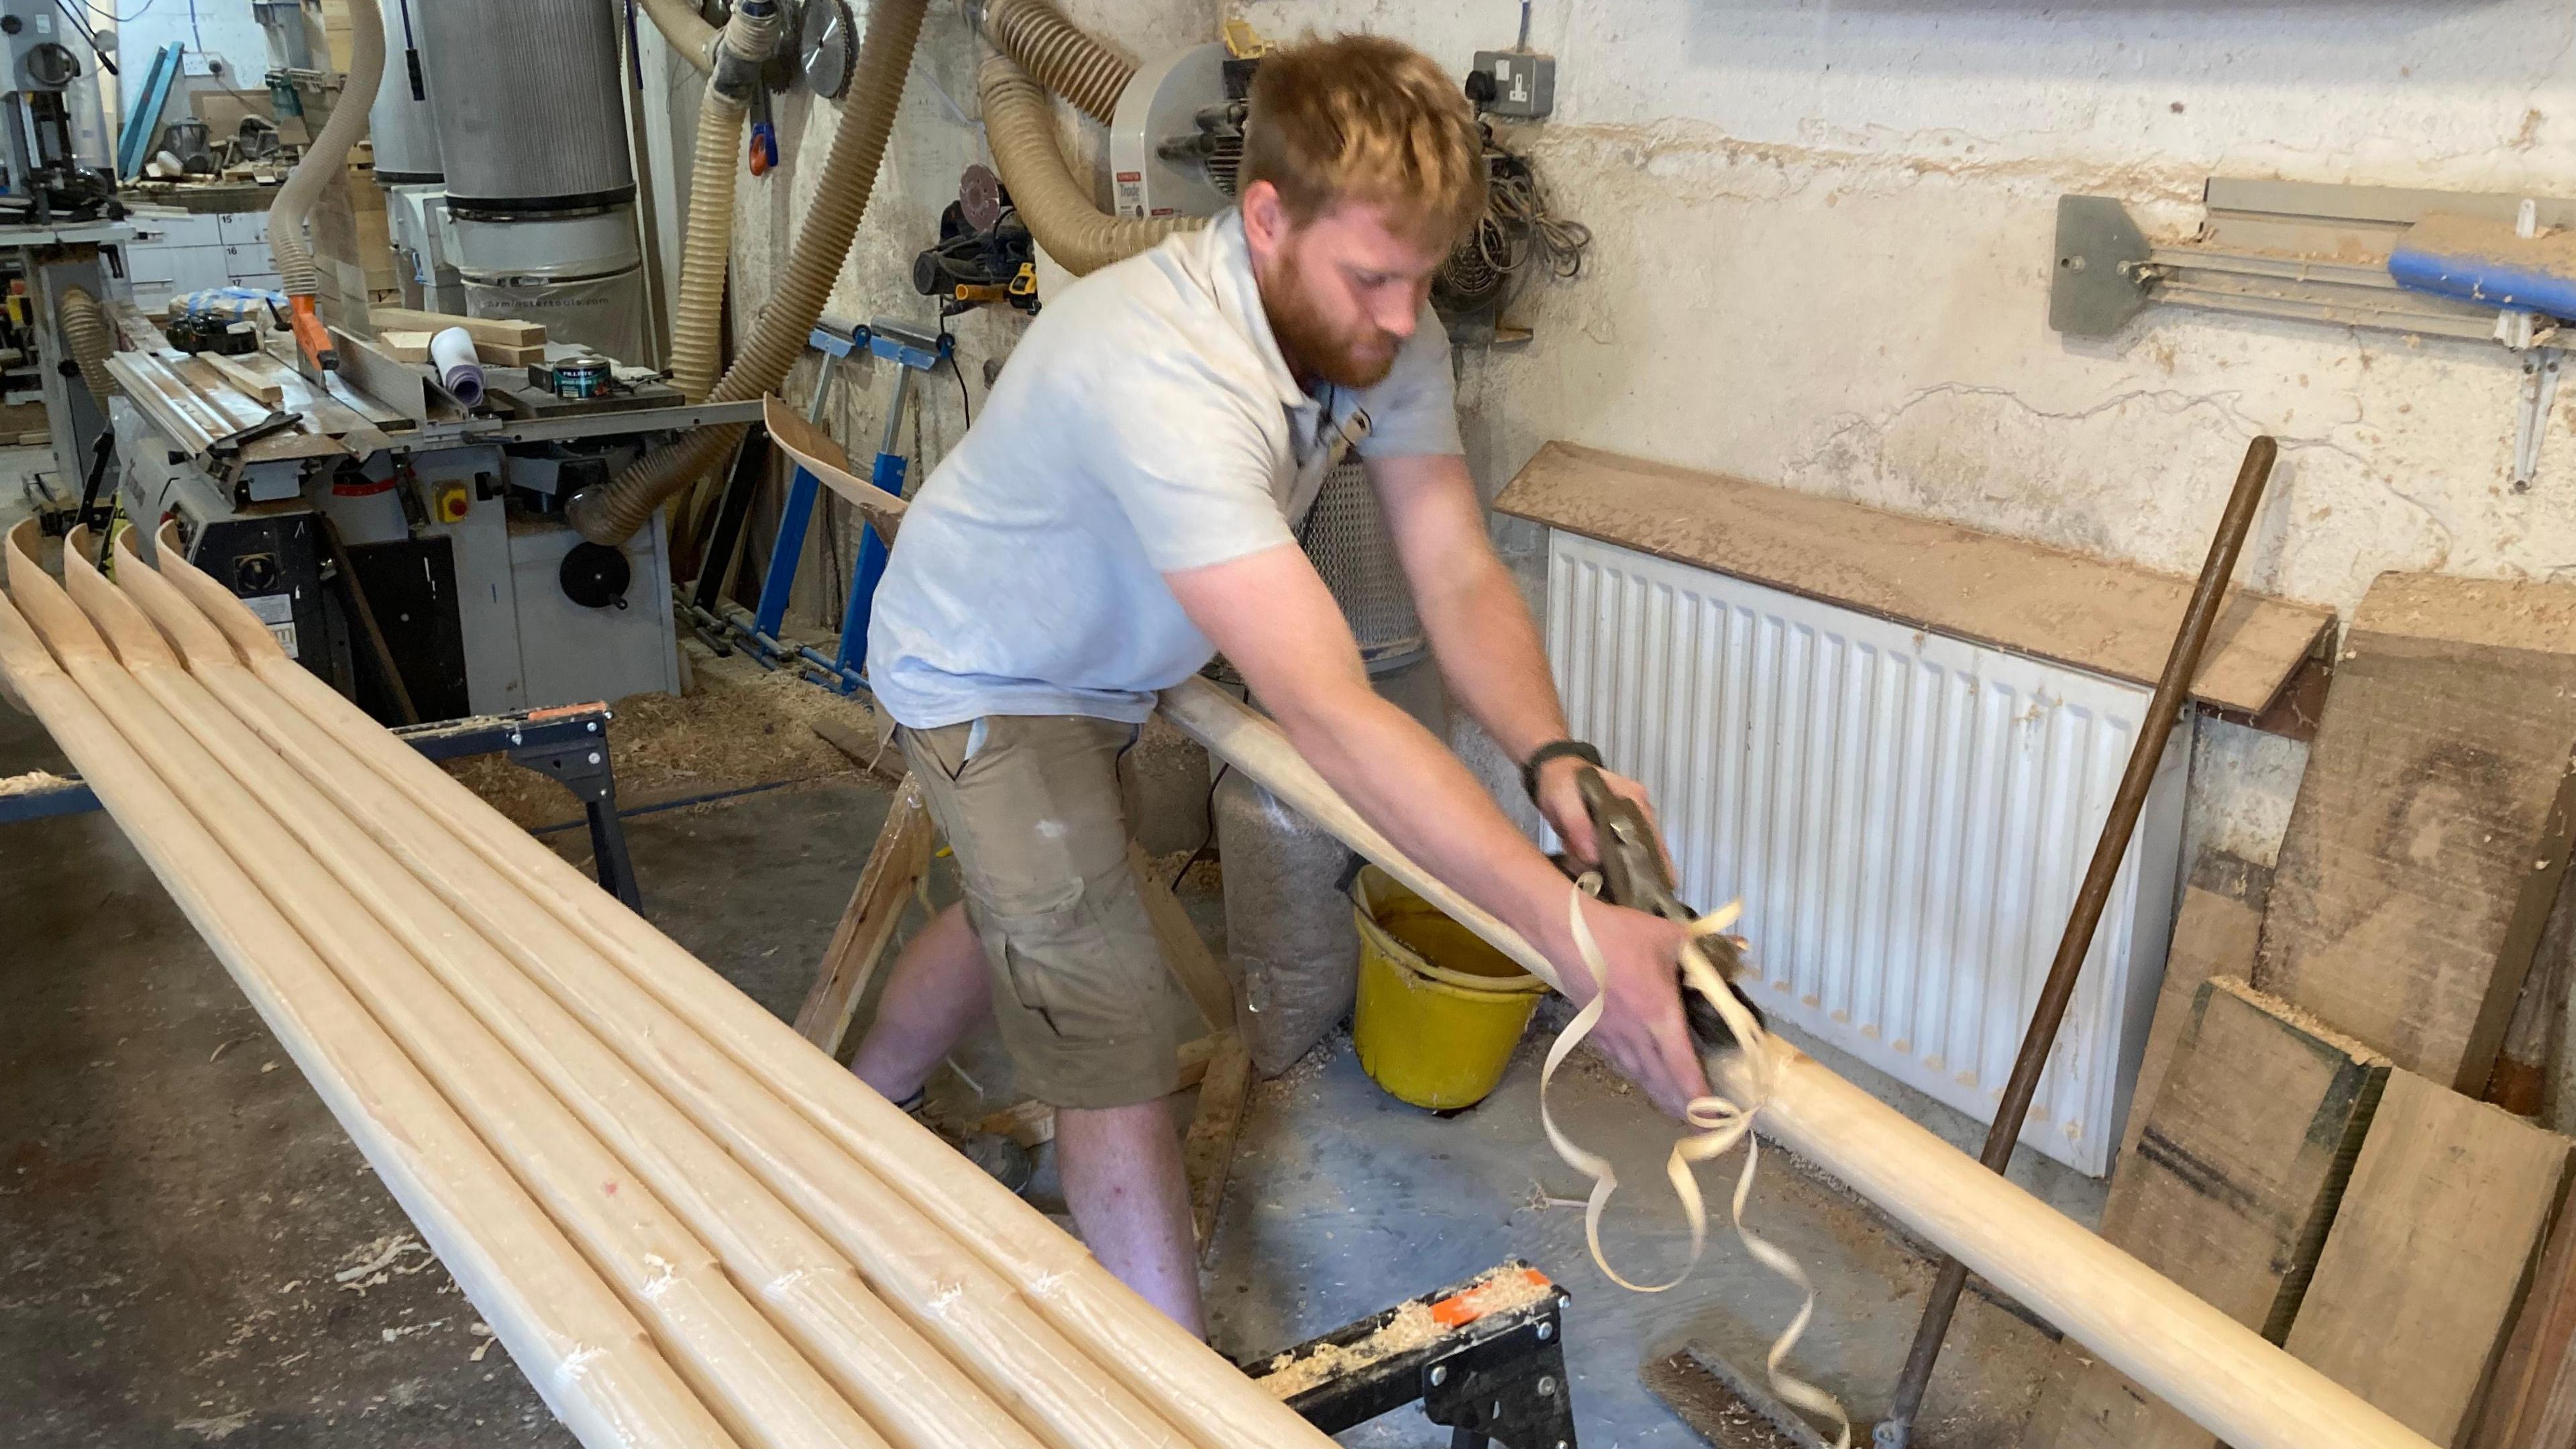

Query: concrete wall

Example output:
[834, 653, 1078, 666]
[704, 0, 2576, 873]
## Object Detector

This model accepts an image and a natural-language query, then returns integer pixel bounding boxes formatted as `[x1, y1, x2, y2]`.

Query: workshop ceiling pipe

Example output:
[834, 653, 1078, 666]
[980, 0, 1132, 124]
[266, 0, 384, 366]
[977, 54, 1199, 279]
[670, 1, 784, 402]
[566, 0, 928, 548]
[57, 285, 117, 400]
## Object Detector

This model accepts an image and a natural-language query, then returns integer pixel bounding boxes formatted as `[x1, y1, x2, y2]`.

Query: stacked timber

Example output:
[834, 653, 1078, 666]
[2061, 572, 2576, 1449]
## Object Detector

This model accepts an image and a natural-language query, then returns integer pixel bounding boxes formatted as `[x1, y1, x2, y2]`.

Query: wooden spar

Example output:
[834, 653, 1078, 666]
[21, 541, 898, 1449]
[1149, 676, 2439, 1449]
[0, 564, 739, 1449]
[65, 551, 1053, 1449]
[120, 531, 1211, 1449]
[145, 523, 1342, 1449]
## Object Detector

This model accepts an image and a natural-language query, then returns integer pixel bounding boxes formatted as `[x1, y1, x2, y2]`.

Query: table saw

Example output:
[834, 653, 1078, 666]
[97, 303, 757, 722]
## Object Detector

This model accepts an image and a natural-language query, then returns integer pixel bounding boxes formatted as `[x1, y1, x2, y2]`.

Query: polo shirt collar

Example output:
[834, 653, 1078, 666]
[1205, 209, 1312, 411]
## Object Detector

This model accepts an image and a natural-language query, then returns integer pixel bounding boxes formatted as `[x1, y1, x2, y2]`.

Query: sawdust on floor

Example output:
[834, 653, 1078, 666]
[443, 646, 879, 826]
[0, 768, 71, 795]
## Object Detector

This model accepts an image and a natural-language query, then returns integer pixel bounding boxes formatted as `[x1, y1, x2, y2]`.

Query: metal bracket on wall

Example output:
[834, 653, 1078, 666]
[2051, 178, 2575, 488]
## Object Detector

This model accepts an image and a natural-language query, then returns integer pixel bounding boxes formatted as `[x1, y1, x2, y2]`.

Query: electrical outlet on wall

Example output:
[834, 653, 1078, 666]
[1472, 50, 1554, 119]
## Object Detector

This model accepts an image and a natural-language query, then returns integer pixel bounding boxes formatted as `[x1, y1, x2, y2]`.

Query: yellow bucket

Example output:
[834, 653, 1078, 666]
[1350, 865, 1548, 1111]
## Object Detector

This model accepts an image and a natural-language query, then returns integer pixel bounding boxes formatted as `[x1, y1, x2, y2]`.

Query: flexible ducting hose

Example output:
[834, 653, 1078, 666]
[635, 0, 721, 72]
[669, 2, 783, 402]
[982, 0, 1131, 124]
[979, 54, 1199, 278]
[567, 0, 928, 547]
[268, 0, 382, 366]
[58, 286, 118, 402]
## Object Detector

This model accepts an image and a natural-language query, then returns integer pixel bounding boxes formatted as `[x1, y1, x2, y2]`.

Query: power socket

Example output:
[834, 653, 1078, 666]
[1472, 50, 1554, 119]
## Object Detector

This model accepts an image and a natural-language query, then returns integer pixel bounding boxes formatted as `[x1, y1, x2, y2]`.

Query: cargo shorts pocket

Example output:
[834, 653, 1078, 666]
[977, 881, 1088, 1034]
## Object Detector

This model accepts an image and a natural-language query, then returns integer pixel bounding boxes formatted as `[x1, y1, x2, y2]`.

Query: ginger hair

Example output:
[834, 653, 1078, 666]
[1240, 34, 1487, 248]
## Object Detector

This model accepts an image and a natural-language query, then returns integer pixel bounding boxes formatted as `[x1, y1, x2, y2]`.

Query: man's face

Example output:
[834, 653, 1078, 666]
[1245, 187, 1450, 390]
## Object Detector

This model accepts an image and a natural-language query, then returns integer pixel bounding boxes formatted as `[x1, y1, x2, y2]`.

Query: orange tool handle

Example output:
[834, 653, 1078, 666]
[286, 295, 337, 372]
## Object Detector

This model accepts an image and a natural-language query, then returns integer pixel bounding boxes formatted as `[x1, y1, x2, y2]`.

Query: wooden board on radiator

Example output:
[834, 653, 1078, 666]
[2031, 975, 2388, 1449]
[2116, 851, 2272, 1171]
[1491, 440, 2333, 716]
[2286, 1070, 2572, 1447]
[2255, 573, 2576, 1094]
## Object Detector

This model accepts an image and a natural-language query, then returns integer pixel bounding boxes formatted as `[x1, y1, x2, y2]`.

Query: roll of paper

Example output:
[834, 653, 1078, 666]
[429, 327, 484, 407]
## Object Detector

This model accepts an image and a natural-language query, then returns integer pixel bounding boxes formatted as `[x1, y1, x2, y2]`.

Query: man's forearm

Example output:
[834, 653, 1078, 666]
[1265, 681, 1572, 959]
[1415, 549, 1571, 767]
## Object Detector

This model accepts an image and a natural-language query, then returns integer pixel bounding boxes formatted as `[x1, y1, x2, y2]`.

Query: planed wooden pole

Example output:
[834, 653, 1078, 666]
[1150, 675, 2438, 1449]
[52, 540, 1055, 1449]
[15, 539, 903, 1449]
[0, 575, 739, 1449]
[123, 528, 1243, 1449]
[142, 525, 1341, 1449]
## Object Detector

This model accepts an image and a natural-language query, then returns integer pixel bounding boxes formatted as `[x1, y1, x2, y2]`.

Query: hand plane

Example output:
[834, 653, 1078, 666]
[1575, 766, 1768, 1053]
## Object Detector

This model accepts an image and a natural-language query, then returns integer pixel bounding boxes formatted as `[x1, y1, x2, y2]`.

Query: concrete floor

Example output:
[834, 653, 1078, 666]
[1, 463, 2080, 1446]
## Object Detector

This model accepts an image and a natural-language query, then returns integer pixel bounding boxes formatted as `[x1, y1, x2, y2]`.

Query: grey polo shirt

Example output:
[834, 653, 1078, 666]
[865, 209, 1464, 729]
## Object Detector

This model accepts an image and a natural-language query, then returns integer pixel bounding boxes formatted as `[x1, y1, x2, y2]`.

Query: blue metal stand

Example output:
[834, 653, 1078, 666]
[733, 319, 949, 695]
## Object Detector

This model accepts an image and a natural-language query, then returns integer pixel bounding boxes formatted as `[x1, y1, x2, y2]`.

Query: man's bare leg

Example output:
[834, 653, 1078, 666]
[850, 902, 989, 1102]
[1057, 1100, 1205, 1336]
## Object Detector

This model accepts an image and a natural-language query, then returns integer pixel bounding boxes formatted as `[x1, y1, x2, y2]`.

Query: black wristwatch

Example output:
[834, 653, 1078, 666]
[1520, 739, 1602, 802]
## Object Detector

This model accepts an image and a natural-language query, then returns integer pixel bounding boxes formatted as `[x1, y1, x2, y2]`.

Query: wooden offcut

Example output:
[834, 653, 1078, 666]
[368, 305, 547, 351]
[377, 327, 547, 368]
[1491, 441, 2334, 717]
[2255, 572, 2576, 1093]
[2031, 975, 2390, 1449]
[2286, 1070, 2572, 1446]
[200, 351, 284, 407]
[2118, 852, 2272, 1169]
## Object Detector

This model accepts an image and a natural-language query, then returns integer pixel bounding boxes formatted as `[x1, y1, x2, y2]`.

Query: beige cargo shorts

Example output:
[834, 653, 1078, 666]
[898, 714, 1187, 1110]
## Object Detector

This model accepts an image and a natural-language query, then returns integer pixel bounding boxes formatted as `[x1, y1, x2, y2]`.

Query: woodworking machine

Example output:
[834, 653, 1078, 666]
[105, 312, 760, 724]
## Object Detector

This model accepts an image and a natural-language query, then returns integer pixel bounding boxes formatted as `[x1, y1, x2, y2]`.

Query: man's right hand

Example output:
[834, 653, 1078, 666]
[1548, 893, 1712, 1118]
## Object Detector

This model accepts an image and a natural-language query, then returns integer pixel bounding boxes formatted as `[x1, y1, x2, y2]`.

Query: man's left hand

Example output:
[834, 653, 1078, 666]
[1533, 757, 1663, 871]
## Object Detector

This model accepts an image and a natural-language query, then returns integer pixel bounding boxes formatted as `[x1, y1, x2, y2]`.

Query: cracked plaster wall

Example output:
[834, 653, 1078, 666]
[705, 0, 2575, 870]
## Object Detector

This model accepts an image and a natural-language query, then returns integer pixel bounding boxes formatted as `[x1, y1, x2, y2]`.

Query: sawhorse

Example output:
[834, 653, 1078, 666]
[696, 318, 948, 695]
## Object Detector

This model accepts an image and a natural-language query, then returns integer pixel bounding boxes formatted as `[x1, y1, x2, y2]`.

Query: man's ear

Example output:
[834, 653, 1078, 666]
[1240, 179, 1288, 261]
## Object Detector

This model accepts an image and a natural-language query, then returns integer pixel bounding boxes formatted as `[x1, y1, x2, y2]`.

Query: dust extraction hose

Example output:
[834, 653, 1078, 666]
[981, 0, 1132, 124]
[58, 286, 118, 402]
[635, 0, 721, 72]
[266, 0, 384, 299]
[979, 54, 1199, 278]
[567, 0, 928, 547]
[669, 1, 784, 402]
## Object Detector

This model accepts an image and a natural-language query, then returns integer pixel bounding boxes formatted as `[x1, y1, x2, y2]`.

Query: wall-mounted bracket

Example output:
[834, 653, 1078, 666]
[2053, 178, 2576, 488]
[2051, 178, 2571, 348]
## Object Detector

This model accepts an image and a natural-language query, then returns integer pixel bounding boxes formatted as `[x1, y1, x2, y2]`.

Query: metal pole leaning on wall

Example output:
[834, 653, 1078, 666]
[1874, 433, 2281, 1447]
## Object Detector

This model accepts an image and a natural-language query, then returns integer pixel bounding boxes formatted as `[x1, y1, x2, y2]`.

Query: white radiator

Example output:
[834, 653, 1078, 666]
[1546, 533, 2188, 1176]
